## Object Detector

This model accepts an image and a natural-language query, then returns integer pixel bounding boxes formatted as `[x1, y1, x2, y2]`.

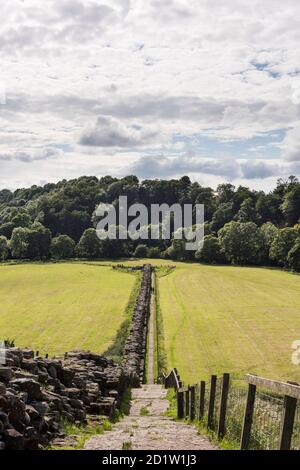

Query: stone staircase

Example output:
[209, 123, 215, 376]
[84, 384, 218, 451]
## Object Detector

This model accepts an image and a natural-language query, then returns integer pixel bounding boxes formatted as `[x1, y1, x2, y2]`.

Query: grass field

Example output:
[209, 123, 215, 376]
[0, 262, 136, 356]
[157, 263, 300, 385]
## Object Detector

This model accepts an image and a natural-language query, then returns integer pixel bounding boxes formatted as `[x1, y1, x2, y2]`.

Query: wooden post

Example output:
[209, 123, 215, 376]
[217, 373, 230, 439]
[36, 351, 39, 357]
[177, 375, 181, 389]
[199, 381, 205, 420]
[207, 375, 217, 430]
[185, 388, 190, 418]
[240, 383, 256, 450]
[279, 394, 297, 450]
[177, 390, 184, 419]
[190, 385, 196, 421]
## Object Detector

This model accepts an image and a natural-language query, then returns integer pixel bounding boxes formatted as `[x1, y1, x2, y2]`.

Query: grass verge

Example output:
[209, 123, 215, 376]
[50, 388, 132, 450]
[104, 270, 142, 362]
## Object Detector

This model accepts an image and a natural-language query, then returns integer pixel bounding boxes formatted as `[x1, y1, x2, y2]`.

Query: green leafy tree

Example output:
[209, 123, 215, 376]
[287, 239, 300, 271]
[218, 221, 263, 265]
[134, 244, 149, 258]
[211, 203, 234, 233]
[0, 222, 15, 239]
[195, 235, 225, 264]
[76, 228, 102, 258]
[281, 186, 300, 225]
[260, 222, 279, 263]
[11, 212, 32, 228]
[27, 224, 52, 259]
[269, 227, 298, 266]
[148, 247, 161, 259]
[51, 235, 75, 259]
[166, 240, 185, 261]
[10, 227, 30, 259]
[0, 236, 9, 260]
[236, 198, 258, 223]
[256, 193, 282, 224]
[217, 184, 235, 204]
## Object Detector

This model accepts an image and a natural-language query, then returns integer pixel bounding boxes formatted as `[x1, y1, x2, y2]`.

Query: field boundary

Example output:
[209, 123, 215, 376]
[163, 368, 300, 450]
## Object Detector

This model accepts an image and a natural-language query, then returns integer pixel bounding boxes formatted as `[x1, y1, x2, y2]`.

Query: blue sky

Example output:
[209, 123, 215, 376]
[0, 0, 300, 191]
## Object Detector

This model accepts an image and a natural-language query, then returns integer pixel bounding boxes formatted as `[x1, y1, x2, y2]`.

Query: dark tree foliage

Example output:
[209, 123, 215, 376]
[1, 175, 300, 269]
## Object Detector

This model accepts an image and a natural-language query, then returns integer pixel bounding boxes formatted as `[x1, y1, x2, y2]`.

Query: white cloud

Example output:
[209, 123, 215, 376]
[79, 115, 160, 147]
[281, 126, 300, 161]
[1, 0, 300, 189]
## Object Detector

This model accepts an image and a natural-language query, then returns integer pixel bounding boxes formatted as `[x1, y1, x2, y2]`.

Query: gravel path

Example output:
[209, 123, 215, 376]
[147, 274, 155, 385]
[84, 385, 218, 451]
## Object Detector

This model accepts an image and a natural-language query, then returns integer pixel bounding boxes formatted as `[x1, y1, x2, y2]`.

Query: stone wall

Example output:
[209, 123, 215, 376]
[0, 349, 128, 450]
[122, 264, 152, 386]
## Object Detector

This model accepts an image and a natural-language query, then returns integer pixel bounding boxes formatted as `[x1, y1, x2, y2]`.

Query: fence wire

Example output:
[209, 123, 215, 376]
[226, 383, 247, 446]
[212, 377, 222, 431]
[182, 376, 300, 450]
[249, 391, 283, 450]
[291, 402, 300, 450]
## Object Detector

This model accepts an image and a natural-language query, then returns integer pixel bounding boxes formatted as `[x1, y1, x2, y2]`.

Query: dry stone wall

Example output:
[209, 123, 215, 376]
[122, 264, 152, 386]
[0, 350, 127, 450]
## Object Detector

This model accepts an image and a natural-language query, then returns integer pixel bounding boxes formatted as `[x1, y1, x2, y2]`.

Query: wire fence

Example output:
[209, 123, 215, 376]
[226, 384, 248, 446]
[292, 402, 300, 450]
[167, 371, 300, 450]
[249, 391, 283, 450]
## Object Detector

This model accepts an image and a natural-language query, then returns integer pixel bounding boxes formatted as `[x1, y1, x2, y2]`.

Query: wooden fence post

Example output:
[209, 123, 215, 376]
[240, 383, 256, 450]
[207, 375, 217, 430]
[190, 385, 196, 421]
[177, 390, 184, 419]
[199, 381, 205, 420]
[217, 373, 230, 439]
[185, 388, 190, 418]
[279, 394, 297, 450]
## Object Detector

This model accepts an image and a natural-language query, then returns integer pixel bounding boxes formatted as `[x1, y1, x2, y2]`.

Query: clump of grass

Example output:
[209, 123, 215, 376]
[60, 419, 84, 436]
[122, 441, 132, 450]
[119, 388, 132, 416]
[4, 338, 15, 348]
[51, 417, 113, 450]
[111, 388, 132, 422]
[164, 389, 177, 419]
[140, 406, 150, 416]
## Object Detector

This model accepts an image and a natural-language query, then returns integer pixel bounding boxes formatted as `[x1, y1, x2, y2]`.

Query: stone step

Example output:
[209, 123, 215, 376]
[84, 384, 218, 451]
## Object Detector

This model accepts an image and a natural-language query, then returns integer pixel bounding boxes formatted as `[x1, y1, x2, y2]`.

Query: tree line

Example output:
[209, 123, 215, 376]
[1, 174, 300, 271]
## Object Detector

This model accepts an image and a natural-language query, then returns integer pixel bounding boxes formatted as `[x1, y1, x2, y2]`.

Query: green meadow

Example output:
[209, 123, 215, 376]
[157, 262, 300, 385]
[0, 262, 136, 356]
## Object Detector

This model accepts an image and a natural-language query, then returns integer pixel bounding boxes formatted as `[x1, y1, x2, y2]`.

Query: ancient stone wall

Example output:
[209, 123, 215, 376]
[0, 350, 128, 450]
[122, 264, 152, 386]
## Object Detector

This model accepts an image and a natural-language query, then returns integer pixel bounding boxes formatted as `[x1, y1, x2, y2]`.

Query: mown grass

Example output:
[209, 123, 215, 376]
[0, 262, 136, 356]
[157, 262, 300, 385]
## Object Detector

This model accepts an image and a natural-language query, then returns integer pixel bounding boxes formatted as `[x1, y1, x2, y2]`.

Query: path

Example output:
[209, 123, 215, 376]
[84, 384, 218, 450]
[147, 273, 155, 384]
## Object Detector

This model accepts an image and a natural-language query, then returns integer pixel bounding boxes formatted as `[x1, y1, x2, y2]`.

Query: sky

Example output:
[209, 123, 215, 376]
[1, 0, 300, 191]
